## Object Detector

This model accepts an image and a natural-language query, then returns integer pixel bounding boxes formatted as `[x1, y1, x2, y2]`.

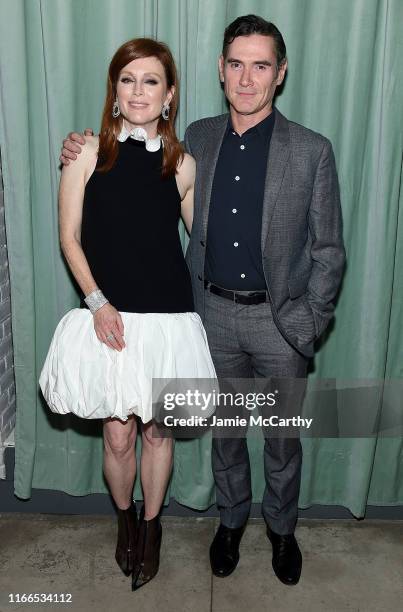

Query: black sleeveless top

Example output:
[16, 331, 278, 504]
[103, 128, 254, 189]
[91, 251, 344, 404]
[80, 138, 194, 313]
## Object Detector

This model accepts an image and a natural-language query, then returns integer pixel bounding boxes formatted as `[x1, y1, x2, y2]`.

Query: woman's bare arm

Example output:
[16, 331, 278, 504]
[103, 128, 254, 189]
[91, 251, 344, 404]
[59, 136, 125, 351]
[59, 136, 98, 294]
[176, 153, 196, 234]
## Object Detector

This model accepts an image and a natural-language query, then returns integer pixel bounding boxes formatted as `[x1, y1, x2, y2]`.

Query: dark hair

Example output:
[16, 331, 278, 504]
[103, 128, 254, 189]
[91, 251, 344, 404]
[98, 37, 183, 177]
[222, 15, 286, 69]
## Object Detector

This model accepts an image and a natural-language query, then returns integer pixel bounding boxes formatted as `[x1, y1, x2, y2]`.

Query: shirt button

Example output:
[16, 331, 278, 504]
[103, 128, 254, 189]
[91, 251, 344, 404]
[240, 145, 245, 150]
[241, 273, 246, 279]
[235, 175, 240, 181]
[234, 242, 239, 247]
[232, 208, 237, 214]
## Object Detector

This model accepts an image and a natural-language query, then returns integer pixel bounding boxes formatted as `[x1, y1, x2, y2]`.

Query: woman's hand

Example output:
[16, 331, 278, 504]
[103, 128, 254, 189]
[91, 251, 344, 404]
[93, 303, 126, 351]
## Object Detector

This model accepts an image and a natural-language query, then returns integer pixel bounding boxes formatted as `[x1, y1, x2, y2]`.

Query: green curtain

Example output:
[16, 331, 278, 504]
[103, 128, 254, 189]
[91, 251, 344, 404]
[0, 0, 402, 516]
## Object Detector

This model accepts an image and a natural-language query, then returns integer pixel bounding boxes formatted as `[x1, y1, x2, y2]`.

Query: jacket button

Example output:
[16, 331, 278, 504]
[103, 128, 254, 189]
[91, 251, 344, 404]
[200, 240, 205, 247]
[198, 274, 203, 281]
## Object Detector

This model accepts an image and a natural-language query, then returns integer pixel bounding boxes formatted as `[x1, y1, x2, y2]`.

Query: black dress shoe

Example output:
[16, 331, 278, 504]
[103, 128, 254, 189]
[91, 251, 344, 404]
[210, 523, 246, 577]
[266, 526, 302, 585]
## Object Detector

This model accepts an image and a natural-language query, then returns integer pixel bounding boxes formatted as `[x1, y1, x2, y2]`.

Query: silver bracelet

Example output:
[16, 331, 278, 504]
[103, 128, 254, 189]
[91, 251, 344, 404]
[84, 289, 109, 314]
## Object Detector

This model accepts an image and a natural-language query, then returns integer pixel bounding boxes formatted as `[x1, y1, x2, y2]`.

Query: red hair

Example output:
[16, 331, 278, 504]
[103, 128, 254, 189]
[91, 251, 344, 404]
[97, 38, 184, 177]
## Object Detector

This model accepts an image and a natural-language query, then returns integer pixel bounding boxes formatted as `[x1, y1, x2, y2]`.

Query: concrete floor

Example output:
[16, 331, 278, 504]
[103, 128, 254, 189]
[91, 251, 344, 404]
[0, 515, 402, 612]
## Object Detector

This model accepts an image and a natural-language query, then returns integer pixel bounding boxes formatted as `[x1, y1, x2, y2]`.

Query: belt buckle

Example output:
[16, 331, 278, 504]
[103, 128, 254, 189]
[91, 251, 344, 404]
[249, 292, 260, 303]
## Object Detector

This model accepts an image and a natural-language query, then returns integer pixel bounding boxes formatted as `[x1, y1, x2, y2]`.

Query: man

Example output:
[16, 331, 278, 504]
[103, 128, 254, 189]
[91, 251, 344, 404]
[61, 15, 345, 586]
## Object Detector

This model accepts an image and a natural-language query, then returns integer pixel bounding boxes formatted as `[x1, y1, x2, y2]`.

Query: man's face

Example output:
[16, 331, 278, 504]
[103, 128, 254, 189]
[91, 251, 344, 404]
[219, 34, 287, 117]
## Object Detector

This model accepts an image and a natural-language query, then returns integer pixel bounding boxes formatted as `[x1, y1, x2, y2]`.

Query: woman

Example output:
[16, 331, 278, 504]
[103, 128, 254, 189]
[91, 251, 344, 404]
[39, 38, 216, 591]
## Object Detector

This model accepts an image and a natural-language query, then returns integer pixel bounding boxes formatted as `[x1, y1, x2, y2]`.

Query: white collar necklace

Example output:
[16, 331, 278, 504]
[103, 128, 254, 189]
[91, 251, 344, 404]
[117, 125, 162, 152]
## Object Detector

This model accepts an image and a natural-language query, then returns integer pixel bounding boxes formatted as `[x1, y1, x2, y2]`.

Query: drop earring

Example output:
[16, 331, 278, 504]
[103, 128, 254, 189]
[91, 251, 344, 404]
[161, 104, 170, 121]
[112, 97, 120, 118]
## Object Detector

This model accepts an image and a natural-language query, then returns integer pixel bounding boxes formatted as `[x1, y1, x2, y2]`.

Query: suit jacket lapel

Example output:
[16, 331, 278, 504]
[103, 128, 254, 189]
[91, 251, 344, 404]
[200, 115, 228, 238]
[261, 109, 290, 252]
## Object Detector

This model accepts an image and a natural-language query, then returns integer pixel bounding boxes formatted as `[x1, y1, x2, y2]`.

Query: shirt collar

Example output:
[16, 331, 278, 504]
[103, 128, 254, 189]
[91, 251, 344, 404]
[227, 107, 276, 141]
[117, 124, 162, 152]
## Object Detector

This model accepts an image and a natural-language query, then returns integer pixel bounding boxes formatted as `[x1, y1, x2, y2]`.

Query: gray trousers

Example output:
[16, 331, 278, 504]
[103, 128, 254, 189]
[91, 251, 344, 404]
[203, 289, 308, 535]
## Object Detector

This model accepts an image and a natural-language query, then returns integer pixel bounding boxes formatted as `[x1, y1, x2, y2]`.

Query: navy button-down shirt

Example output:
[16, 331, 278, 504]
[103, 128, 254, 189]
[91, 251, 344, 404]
[204, 109, 275, 290]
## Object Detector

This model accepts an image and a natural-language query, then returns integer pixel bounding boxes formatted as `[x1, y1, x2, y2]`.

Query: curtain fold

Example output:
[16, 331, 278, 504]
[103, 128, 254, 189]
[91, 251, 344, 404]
[0, 0, 402, 516]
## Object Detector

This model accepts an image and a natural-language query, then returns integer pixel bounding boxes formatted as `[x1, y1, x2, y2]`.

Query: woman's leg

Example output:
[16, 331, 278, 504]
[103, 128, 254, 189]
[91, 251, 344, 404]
[103, 415, 138, 576]
[103, 415, 137, 509]
[140, 421, 174, 518]
[132, 422, 173, 589]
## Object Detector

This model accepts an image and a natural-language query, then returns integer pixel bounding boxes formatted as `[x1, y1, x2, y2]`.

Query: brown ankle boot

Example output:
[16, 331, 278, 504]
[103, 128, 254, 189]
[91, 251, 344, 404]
[131, 506, 162, 590]
[115, 500, 138, 576]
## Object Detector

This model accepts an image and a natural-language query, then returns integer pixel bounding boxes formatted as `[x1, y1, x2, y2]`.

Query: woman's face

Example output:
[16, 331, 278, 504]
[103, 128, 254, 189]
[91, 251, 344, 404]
[116, 56, 173, 136]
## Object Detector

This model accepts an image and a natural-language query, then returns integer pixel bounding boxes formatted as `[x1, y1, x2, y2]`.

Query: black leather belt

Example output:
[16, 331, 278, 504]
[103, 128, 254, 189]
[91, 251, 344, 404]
[204, 280, 267, 305]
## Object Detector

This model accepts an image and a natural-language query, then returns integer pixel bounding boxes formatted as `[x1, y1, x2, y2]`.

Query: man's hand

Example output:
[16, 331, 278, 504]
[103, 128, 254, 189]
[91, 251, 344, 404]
[60, 128, 94, 165]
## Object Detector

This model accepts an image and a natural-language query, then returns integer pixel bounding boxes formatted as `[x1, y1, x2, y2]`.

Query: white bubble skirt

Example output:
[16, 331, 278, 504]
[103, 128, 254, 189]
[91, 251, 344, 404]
[39, 308, 217, 423]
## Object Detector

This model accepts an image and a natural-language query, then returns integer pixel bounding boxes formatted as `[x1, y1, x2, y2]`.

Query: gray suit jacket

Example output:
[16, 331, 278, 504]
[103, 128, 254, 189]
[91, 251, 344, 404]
[184, 109, 345, 358]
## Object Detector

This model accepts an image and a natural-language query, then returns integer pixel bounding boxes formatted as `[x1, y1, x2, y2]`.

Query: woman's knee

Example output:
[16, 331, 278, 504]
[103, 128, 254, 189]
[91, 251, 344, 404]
[104, 418, 136, 457]
[142, 424, 173, 449]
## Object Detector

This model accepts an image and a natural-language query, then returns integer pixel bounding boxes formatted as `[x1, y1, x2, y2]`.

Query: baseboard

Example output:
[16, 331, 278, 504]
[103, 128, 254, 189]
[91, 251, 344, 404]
[2, 447, 402, 520]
